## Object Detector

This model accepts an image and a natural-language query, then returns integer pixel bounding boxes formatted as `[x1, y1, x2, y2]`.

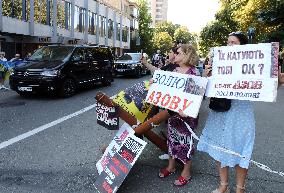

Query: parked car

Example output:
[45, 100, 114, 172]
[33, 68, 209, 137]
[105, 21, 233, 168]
[9, 45, 114, 97]
[114, 53, 150, 77]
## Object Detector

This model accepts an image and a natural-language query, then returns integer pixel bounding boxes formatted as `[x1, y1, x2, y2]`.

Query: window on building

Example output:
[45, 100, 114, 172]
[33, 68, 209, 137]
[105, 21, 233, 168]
[156, 15, 163, 19]
[74, 6, 80, 31]
[88, 11, 96, 35]
[74, 6, 85, 32]
[100, 16, 106, 37]
[2, 0, 22, 20]
[116, 23, 121, 41]
[122, 26, 128, 42]
[156, 8, 162, 13]
[65, 1, 72, 30]
[57, 1, 66, 29]
[108, 19, 114, 39]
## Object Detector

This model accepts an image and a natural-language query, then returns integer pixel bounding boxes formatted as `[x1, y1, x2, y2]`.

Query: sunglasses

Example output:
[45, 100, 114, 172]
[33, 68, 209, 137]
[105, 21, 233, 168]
[229, 31, 243, 36]
[176, 51, 183, 55]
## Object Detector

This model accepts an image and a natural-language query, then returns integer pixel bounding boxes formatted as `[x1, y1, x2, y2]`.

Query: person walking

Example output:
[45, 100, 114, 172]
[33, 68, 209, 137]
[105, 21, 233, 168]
[197, 32, 283, 193]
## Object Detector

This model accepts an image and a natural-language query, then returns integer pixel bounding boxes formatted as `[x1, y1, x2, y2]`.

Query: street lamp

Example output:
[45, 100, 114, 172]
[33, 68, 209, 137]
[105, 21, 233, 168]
[247, 27, 255, 44]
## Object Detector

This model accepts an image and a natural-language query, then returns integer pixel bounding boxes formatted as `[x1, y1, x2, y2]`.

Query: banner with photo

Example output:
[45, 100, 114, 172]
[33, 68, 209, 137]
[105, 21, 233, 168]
[95, 124, 147, 193]
[112, 81, 158, 123]
[145, 70, 208, 118]
[205, 42, 279, 102]
[96, 101, 119, 130]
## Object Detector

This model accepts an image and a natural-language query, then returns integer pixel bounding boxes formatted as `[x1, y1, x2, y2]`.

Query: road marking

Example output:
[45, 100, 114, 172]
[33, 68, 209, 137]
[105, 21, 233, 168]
[0, 103, 97, 150]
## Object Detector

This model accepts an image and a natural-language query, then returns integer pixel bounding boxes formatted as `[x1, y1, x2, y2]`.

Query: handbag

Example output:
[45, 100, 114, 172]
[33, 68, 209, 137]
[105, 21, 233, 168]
[209, 97, 231, 112]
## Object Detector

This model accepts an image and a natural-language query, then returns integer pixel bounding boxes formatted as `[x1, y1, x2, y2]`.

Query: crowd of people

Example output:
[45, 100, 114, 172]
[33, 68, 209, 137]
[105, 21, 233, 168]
[0, 52, 24, 90]
[141, 32, 284, 193]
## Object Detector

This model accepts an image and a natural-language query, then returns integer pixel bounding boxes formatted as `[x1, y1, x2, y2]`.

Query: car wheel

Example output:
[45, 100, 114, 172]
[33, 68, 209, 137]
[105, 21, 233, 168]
[102, 74, 112, 86]
[59, 78, 76, 97]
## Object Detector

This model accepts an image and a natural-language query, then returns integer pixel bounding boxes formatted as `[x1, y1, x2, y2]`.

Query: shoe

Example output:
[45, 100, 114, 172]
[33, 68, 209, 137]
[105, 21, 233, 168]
[158, 168, 175, 178]
[212, 182, 230, 193]
[173, 175, 192, 186]
[159, 154, 169, 160]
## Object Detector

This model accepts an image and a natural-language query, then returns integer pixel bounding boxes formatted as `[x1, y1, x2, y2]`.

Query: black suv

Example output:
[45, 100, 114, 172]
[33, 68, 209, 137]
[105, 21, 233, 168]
[114, 53, 149, 77]
[9, 45, 114, 97]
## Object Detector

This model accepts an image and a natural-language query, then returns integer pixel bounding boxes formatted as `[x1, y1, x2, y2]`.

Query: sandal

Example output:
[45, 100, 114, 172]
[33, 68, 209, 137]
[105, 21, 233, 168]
[212, 182, 230, 193]
[173, 175, 192, 186]
[158, 168, 175, 178]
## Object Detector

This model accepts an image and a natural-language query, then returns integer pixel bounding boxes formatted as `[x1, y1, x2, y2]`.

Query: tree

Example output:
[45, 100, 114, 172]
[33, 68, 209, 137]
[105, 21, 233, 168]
[173, 26, 194, 44]
[198, 1, 239, 57]
[137, 0, 154, 55]
[153, 32, 172, 54]
[155, 21, 177, 38]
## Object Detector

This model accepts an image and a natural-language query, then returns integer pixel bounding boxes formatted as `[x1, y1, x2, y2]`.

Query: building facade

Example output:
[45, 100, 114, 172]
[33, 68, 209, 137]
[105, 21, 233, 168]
[0, 0, 139, 59]
[148, 0, 168, 26]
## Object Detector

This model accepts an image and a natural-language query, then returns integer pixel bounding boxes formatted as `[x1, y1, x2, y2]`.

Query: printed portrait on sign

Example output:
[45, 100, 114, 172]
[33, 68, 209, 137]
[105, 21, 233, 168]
[183, 78, 206, 96]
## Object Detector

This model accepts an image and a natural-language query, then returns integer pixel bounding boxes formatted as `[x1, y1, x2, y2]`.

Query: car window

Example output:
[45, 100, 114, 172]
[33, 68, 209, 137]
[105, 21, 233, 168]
[92, 47, 108, 60]
[29, 46, 74, 61]
[72, 48, 85, 61]
[118, 53, 140, 61]
[85, 48, 93, 60]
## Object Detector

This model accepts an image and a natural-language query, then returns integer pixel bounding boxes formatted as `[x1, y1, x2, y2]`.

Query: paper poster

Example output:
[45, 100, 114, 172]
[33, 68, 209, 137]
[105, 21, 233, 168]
[95, 125, 147, 193]
[96, 101, 119, 130]
[112, 81, 158, 122]
[145, 70, 208, 118]
[205, 42, 279, 102]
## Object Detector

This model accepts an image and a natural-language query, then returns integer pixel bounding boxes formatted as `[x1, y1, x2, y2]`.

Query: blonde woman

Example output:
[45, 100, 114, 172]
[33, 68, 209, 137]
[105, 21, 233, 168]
[156, 44, 199, 186]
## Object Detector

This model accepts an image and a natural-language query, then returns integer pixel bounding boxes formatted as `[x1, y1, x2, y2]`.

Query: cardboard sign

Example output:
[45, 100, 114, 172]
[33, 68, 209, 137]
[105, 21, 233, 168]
[145, 70, 208, 118]
[95, 124, 147, 193]
[205, 42, 279, 102]
[112, 81, 158, 123]
[96, 123, 135, 174]
[96, 101, 119, 130]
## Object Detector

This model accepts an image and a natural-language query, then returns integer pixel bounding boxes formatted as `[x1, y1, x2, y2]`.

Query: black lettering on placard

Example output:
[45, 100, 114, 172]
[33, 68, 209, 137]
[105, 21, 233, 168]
[96, 102, 119, 130]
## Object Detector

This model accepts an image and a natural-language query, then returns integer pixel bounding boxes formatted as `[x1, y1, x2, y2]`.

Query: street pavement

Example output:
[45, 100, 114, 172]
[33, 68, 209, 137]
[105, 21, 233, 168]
[0, 76, 283, 193]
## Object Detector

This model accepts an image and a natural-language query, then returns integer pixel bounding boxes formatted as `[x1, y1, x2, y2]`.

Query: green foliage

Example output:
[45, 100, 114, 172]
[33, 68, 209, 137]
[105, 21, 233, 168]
[153, 32, 173, 54]
[155, 21, 178, 38]
[137, 0, 154, 55]
[199, 1, 239, 57]
[174, 26, 194, 44]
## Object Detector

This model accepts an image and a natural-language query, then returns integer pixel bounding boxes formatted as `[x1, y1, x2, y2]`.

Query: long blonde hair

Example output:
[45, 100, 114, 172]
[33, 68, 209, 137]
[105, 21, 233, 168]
[179, 44, 199, 67]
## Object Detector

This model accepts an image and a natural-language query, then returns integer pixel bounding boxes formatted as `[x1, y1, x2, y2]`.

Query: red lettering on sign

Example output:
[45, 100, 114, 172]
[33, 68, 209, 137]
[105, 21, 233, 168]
[119, 164, 129, 174]
[168, 96, 181, 110]
[160, 94, 171, 107]
[112, 157, 120, 166]
[153, 92, 162, 105]
[147, 91, 155, 103]
[103, 181, 113, 193]
[181, 99, 193, 111]
[109, 165, 119, 176]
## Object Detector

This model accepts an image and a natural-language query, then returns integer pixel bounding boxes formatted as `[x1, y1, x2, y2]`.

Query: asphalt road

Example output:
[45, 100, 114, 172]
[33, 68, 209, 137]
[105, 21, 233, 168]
[0, 76, 283, 193]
